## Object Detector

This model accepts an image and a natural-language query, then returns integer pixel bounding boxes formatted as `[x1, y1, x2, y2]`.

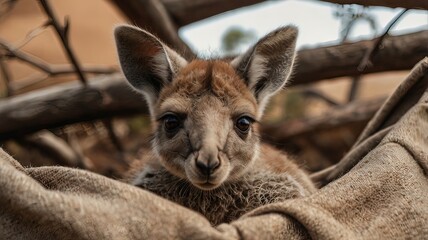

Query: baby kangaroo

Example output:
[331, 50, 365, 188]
[115, 25, 316, 225]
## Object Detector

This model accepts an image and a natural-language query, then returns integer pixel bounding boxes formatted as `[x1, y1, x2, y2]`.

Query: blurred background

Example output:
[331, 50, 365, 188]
[0, 0, 427, 178]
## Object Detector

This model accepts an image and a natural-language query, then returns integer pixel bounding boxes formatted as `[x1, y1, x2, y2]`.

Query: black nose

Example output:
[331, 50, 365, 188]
[195, 159, 220, 176]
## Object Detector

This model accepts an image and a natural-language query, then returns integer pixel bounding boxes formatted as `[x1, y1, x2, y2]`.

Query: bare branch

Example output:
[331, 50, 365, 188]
[102, 119, 128, 165]
[358, 9, 409, 72]
[109, 0, 195, 60]
[0, 74, 148, 141]
[0, 0, 17, 19]
[17, 130, 86, 168]
[14, 20, 51, 50]
[261, 97, 386, 143]
[11, 74, 49, 91]
[0, 39, 53, 73]
[0, 32, 426, 140]
[65, 128, 95, 170]
[345, 9, 408, 103]
[347, 76, 361, 102]
[11, 65, 117, 91]
[0, 56, 13, 96]
[161, 0, 264, 27]
[38, 0, 88, 84]
[301, 89, 341, 106]
[0, 38, 117, 90]
[320, 0, 428, 10]
[294, 30, 428, 86]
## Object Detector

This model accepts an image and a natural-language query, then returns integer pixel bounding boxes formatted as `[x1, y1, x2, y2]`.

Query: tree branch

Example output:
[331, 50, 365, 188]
[0, 31, 425, 140]
[0, 73, 148, 141]
[301, 89, 341, 106]
[293, 30, 428, 85]
[0, 39, 117, 90]
[0, 56, 13, 96]
[161, 0, 264, 27]
[357, 9, 408, 72]
[261, 97, 385, 143]
[38, 0, 88, 85]
[10, 65, 118, 91]
[16, 130, 86, 168]
[348, 9, 408, 102]
[109, 0, 195, 60]
[1, 39, 53, 73]
[319, 0, 428, 10]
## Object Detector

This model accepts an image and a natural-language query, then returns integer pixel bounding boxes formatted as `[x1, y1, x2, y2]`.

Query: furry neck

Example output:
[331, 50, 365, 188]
[136, 167, 308, 225]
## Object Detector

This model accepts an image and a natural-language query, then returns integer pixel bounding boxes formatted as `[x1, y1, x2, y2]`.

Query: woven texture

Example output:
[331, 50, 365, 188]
[1, 58, 427, 239]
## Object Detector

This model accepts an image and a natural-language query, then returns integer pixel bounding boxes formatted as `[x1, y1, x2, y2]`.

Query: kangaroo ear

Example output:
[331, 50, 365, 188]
[231, 26, 297, 116]
[114, 25, 188, 111]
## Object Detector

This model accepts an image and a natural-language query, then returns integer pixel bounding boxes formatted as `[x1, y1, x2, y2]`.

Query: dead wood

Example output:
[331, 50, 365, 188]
[294, 30, 428, 85]
[261, 97, 386, 143]
[0, 31, 425, 140]
[109, 0, 195, 60]
[161, 0, 264, 27]
[0, 74, 148, 141]
[319, 0, 428, 10]
[16, 130, 87, 168]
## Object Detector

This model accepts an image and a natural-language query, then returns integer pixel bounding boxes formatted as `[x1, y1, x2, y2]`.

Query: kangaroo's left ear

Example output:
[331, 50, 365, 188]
[114, 24, 188, 114]
[231, 26, 297, 115]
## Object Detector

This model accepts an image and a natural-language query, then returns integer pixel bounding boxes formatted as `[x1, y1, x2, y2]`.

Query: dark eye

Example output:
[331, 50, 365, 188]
[235, 116, 253, 134]
[163, 114, 181, 133]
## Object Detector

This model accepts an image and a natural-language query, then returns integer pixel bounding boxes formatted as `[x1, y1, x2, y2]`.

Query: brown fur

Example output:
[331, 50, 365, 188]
[115, 25, 316, 225]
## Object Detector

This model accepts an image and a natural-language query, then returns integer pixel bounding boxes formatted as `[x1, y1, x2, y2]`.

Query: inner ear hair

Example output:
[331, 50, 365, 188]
[114, 25, 188, 112]
[231, 26, 298, 114]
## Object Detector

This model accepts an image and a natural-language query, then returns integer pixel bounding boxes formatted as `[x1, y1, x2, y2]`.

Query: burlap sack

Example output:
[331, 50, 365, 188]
[1, 58, 427, 239]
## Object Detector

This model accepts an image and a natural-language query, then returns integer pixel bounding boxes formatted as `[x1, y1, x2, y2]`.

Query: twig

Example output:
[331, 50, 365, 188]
[261, 97, 386, 142]
[302, 89, 340, 106]
[337, 6, 377, 103]
[0, 0, 17, 20]
[11, 65, 117, 91]
[14, 20, 51, 49]
[110, 0, 195, 60]
[347, 75, 361, 102]
[102, 119, 128, 165]
[38, 0, 88, 85]
[1, 39, 116, 75]
[66, 129, 95, 170]
[0, 39, 52, 73]
[11, 75, 48, 91]
[0, 56, 12, 96]
[17, 130, 86, 168]
[358, 9, 409, 72]
[0, 39, 116, 90]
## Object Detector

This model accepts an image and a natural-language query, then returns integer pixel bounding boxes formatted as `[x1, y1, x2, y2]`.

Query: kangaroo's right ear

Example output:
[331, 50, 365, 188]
[114, 25, 188, 109]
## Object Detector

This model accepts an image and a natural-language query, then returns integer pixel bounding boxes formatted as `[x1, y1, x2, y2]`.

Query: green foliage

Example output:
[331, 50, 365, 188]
[221, 27, 256, 54]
